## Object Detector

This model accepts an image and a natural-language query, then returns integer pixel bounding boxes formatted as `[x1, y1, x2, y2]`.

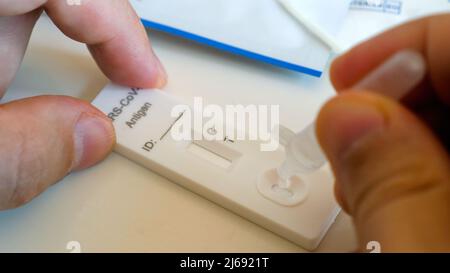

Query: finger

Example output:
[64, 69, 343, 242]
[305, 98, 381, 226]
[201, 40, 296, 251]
[331, 14, 450, 105]
[0, 10, 41, 96]
[0, 0, 46, 16]
[44, 0, 167, 88]
[351, 50, 426, 101]
[0, 96, 115, 210]
[317, 92, 450, 252]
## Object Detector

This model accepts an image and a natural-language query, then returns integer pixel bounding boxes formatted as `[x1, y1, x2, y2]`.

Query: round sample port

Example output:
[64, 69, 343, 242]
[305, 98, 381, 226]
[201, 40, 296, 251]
[257, 168, 308, 206]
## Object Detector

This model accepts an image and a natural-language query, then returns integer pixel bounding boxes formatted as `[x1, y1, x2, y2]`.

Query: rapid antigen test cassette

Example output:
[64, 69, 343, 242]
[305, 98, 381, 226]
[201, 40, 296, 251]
[92, 84, 340, 250]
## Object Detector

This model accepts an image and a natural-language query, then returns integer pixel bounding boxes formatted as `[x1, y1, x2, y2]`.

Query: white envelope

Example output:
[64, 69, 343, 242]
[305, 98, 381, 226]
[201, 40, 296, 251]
[337, 0, 450, 50]
[281, 0, 450, 51]
[130, 0, 350, 77]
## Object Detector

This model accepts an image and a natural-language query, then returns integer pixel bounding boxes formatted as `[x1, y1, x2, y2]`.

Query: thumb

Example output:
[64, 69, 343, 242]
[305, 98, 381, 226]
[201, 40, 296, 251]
[317, 92, 450, 252]
[0, 96, 115, 210]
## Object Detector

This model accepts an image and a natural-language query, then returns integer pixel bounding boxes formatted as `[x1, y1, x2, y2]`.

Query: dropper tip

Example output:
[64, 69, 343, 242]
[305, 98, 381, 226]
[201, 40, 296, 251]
[277, 162, 293, 189]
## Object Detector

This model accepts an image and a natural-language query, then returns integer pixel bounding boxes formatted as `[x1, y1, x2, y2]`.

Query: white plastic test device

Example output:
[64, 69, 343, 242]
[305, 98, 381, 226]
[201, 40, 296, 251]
[92, 50, 426, 251]
[92, 84, 339, 250]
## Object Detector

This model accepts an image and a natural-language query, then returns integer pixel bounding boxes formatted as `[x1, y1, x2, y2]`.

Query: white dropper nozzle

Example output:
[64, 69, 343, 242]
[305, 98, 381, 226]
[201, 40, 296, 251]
[276, 50, 427, 190]
[276, 123, 325, 189]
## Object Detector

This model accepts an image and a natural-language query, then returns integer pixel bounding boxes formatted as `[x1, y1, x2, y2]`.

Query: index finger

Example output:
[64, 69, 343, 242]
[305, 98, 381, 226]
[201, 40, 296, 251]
[45, 0, 166, 88]
[331, 14, 450, 105]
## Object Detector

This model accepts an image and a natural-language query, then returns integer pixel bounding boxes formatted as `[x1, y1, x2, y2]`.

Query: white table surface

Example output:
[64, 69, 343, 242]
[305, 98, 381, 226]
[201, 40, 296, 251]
[0, 15, 357, 253]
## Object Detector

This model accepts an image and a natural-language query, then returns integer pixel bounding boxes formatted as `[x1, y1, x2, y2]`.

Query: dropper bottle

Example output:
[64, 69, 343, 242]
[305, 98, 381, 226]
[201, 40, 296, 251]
[258, 50, 427, 206]
[276, 122, 326, 189]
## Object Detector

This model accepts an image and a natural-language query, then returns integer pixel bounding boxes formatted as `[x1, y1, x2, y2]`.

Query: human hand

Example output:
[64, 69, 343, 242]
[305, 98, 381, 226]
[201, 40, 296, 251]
[0, 0, 166, 210]
[317, 14, 450, 252]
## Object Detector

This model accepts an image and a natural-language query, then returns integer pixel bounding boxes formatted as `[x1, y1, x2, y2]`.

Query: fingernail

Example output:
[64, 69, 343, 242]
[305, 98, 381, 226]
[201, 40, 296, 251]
[153, 54, 168, 88]
[72, 113, 115, 171]
[353, 50, 426, 100]
[320, 96, 385, 159]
